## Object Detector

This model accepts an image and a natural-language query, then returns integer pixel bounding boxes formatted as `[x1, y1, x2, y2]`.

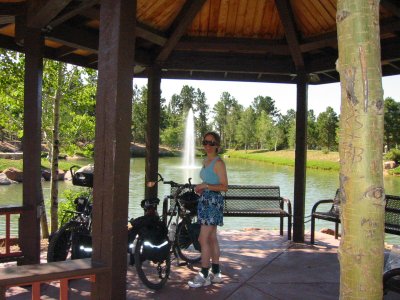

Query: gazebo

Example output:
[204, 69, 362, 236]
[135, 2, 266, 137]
[0, 0, 399, 298]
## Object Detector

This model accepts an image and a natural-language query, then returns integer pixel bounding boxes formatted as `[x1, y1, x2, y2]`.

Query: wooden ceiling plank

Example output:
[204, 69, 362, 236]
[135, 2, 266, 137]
[252, 0, 267, 37]
[234, 0, 248, 37]
[242, 0, 257, 36]
[275, 0, 304, 69]
[47, 0, 100, 29]
[27, 0, 73, 29]
[225, 0, 239, 36]
[199, 0, 210, 35]
[156, 0, 207, 62]
[207, 0, 221, 36]
[217, 0, 229, 36]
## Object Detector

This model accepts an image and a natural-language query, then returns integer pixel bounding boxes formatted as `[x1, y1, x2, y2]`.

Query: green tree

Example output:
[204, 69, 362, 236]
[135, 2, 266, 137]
[236, 107, 256, 150]
[251, 95, 279, 118]
[132, 85, 148, 144]
[193, 88, 209, 143]
[255, 111, 275, 149]
[225, 102, 243, 149]
[384, 97, 400, 151]
[277, 109, 296, 149]
[316, 107, 339, 151]
[213, 92, 238, 148]
[307, 109, 318, 150]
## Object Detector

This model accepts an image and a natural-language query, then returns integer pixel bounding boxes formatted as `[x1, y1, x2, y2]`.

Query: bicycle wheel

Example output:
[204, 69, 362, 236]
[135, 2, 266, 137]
[174, 216, 201, 264]
[47, 222, 75, 262]
[134, 237, 171, 290]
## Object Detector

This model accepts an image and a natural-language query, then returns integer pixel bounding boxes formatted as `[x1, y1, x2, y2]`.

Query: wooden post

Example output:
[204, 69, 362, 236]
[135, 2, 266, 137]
[293, 73, 308, 243]
[20, 27, 43, 265]
[92, 0, 136, 298]
[145, 65, 161, 199]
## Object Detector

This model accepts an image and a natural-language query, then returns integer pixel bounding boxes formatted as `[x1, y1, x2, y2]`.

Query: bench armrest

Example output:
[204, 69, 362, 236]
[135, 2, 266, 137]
[311, 199, 334, 214]
[282, 197, 292, 216]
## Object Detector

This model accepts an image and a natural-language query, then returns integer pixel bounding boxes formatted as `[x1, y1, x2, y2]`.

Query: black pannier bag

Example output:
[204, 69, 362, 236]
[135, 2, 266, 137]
[71, 231, 92, 259]
[137, 216, 170, 263]
[179, 191, 199, 215]
[188, 223, 201, 251]
[72, 165, 94, 187]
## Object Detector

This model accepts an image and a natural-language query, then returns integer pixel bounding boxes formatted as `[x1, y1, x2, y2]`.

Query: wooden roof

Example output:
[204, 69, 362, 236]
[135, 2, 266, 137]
[0, 0, 399, 84]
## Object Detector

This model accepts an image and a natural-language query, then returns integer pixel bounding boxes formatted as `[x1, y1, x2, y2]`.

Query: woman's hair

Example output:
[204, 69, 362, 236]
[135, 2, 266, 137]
[204, 131, 221, 153]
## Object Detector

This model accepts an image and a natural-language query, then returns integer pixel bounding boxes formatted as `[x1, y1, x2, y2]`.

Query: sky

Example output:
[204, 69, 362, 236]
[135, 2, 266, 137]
[132, 74, 400, 116]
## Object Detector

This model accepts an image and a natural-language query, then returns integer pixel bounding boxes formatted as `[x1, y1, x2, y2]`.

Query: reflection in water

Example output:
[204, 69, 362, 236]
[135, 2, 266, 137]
[1, 157, 400, 243]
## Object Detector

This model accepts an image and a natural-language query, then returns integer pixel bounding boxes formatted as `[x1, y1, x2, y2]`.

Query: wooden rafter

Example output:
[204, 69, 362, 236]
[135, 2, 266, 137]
[275, 0, 304, 70]
[27, 0, 73, 29]
[156, 0, 207, 63]
[381, 0, 400, 18]
[47, 0, 99, 29]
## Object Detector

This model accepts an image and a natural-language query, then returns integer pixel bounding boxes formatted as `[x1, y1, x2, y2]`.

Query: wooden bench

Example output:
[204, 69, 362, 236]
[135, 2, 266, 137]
[310, 191, 400, 244]
[0, 258, 108, 300]
[164, 185, 292, 240]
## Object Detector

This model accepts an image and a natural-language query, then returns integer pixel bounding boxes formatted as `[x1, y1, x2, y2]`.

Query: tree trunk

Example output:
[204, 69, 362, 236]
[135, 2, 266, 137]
[50, 63, 63, 233]
[336, 1, 384, 299]
[39, 184, 49, 238]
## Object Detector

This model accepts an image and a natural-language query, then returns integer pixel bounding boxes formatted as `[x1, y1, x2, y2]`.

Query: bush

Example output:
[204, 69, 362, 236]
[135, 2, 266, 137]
[59, 188, 91, 226]
[385, 149, 400, 163]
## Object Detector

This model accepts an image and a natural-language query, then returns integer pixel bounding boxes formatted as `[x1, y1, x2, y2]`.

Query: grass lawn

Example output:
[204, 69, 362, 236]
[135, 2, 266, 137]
[225, 149, 340, 171]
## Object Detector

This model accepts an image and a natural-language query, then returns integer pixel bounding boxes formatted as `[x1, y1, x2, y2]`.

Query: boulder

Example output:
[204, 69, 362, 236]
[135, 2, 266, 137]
[384, 161, 397, 170]
[41, 168, 66, 181]
[0, 173, 16, 185]
[3, 167, 23, 182]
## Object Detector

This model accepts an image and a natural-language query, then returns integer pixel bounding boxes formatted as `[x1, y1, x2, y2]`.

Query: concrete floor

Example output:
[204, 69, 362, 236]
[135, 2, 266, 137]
[3, 230, 399, 299]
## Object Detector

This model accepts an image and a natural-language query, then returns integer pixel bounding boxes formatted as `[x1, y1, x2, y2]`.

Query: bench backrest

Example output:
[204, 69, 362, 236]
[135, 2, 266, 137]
[223, 185, 282, 211]
[385, 194, 400, 233]
[167, 185, 283, 211]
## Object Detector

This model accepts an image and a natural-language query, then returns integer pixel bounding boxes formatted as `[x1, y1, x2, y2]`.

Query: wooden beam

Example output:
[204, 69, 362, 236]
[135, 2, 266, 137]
[27, 0, 73, 29]
[163, 51, 296, 74]
[145, 65, 161, 199]
[176, 36, 290, 55]
[0, 2, 25, 15]
[92, 0, 136, 298]
[275, 0, 304, 69]
[20, 27, 44, 265]
[54, 45, 76, 57]
[381, 0, 400, 18]
[47, 0, 99, 29]
[293, 72, 308, 243]
[156, 0, 207, 62]
[46, 24, 99, 52]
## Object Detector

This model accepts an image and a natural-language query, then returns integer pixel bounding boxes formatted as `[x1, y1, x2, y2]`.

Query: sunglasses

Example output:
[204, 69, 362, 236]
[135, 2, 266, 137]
[202, 140, 217, 146]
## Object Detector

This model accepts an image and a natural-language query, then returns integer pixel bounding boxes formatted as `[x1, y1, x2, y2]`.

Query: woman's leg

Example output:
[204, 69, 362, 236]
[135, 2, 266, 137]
[199, 225, 214, 269]
[209, 226, 219, 264]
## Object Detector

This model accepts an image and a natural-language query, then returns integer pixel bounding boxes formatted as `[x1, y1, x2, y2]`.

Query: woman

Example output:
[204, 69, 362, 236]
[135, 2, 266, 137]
[188, 132, 228, 288]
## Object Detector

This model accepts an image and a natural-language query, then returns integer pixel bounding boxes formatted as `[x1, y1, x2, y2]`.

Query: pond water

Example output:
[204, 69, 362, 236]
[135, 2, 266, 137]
[1, 156, 400, 244]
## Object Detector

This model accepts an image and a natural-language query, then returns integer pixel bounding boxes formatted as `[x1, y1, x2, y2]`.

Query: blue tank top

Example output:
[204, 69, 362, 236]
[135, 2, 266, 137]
[200, 157, 221, 185]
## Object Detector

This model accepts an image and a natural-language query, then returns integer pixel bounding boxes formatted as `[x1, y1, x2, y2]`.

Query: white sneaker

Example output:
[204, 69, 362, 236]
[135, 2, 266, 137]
[210, 271, 223, 283]
[188, 272, 211, 288]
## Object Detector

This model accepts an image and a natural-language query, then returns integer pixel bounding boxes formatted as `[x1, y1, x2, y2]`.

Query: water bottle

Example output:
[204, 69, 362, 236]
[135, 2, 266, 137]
[168, 223, 177, 242]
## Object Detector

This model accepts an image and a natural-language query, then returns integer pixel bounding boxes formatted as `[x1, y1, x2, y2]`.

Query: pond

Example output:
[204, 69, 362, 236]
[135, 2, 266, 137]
[1, 156, 400, 244]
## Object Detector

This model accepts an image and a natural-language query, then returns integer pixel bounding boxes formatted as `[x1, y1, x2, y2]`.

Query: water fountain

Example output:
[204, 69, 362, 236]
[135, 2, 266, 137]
[183, 109, 196, 168]
[182, 109, 199, 181]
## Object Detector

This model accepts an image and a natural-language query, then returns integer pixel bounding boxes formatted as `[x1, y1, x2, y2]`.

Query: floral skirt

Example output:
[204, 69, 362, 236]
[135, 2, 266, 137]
[197, 190, 224, 226]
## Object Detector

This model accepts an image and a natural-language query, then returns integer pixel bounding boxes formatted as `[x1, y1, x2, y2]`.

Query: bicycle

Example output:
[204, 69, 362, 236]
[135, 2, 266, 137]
[161, 175, 202, 264]
[47, 165, 93, 262]
[127, 173, 201, 290]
